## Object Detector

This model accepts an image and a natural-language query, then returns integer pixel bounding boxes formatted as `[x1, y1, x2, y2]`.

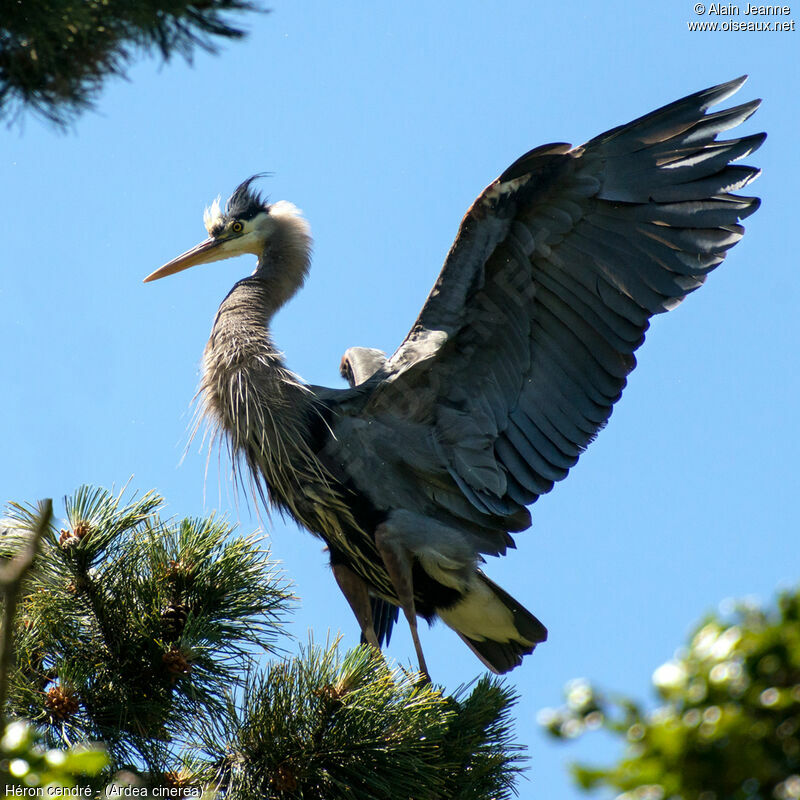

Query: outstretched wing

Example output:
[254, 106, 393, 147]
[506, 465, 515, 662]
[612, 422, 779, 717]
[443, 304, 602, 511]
[365, 76, 763, 518]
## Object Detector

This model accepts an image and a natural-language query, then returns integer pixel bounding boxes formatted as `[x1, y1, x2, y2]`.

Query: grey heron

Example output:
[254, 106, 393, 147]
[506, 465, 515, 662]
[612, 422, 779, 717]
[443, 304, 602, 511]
[145, 77, 764, 678]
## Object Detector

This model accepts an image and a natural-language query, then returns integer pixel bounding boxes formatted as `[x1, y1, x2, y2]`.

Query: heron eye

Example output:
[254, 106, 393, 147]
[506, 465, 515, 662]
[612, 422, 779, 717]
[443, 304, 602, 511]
[231, 220, 244, 233]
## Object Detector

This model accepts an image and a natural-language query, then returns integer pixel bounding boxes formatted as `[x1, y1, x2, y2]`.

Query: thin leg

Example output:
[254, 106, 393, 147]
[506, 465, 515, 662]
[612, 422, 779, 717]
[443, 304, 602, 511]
[375, 523, 430, 681]
[331, 563, 380, 649]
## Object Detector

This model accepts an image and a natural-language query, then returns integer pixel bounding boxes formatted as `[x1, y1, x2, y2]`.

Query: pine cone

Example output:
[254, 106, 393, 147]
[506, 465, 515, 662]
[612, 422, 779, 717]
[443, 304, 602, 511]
[274, 762, 298, 792]
[164, 559, 183, 581]
[59, 528, 80, 549]
[163, 559, 196, 587]
[45, 684, 79, 719]
[163, 771, 197, 795]
[162, 647, 192, 677]
[313, 683, 345, 710]
[59, 520, 90, 549]
[160, 601, 189, 642]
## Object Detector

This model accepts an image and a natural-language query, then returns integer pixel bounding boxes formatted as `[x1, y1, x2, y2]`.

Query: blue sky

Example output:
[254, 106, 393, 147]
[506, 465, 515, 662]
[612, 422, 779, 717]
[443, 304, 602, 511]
[2, 1, 798, 796]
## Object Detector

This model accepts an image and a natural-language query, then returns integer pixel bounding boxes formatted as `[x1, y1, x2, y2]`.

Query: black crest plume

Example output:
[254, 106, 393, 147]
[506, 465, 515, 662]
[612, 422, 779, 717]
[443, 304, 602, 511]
[226, 174, 270, 220]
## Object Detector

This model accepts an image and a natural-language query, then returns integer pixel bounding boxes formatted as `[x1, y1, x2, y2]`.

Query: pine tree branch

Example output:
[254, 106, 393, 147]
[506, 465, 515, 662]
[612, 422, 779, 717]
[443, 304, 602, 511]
[0, 0, 266, 126]
[0, 499, 52, 727]
[198, 641, 524, 799]
[4, 488, 526, 795]
[5, 486, 294, 776]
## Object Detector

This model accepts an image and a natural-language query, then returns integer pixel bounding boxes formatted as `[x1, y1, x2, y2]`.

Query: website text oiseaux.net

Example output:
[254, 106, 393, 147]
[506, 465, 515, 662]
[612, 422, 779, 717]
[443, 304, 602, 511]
[688, 3, 795, 30]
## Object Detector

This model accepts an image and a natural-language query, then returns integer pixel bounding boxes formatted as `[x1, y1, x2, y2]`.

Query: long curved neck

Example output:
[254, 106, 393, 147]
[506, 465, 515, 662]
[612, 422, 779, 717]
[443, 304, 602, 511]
[203, 276, 309, 438]
[199, 206, 323, 510]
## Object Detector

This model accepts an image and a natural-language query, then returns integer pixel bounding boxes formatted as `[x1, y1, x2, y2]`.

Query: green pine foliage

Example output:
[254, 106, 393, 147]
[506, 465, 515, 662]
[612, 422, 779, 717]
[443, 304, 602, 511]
[0, 0, 263, 124]
[198, 644, 523, 799]
[3, 485, 291, 777]
[1, 486, 526, 797]
[540, 590, 800, 800]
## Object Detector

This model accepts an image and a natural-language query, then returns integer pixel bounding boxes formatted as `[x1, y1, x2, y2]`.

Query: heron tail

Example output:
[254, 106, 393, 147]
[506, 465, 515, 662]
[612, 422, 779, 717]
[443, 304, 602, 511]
[439, 572, 547, 674]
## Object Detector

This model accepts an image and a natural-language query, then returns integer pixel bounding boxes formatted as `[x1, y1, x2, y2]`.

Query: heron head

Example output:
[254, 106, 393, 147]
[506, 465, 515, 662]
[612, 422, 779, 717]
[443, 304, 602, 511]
[144, 175, 277, 282]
